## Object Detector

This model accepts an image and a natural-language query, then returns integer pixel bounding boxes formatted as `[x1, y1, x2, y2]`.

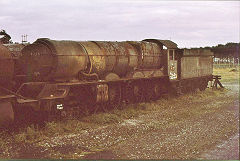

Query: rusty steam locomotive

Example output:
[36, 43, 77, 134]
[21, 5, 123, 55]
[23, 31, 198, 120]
[0, 38, 213, 127]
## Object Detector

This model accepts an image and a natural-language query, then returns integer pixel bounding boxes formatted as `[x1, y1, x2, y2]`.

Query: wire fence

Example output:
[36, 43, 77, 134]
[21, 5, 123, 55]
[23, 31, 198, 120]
[213, 57, 239, 68]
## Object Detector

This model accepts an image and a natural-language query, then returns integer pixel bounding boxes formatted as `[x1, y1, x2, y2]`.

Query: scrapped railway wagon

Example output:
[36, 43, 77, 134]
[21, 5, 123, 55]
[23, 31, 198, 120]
[0, 44, 15, 127]
[0, 43, 38, 127]
[0, 38, 214, 127]
[3, 43, 28, 76]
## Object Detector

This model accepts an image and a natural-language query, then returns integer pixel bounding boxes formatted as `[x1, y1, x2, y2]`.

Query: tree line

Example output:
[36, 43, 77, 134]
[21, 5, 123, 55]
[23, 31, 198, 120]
[188, 42, 239, 59]
[206, 43, 239, 59]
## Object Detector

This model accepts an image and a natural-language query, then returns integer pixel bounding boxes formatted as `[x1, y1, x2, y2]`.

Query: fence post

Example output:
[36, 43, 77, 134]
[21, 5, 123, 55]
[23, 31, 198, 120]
[232, 57, 235, 67]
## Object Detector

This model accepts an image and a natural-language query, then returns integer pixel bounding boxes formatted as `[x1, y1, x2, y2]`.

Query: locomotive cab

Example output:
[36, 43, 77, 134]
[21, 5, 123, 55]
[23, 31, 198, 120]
[143, 39, 179, 81]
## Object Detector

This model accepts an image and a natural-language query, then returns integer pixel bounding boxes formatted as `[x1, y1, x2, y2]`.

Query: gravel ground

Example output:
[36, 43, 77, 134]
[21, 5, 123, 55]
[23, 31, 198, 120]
[110, 95, 239, 159]
[0, 81, 239, 159]
[199, 133, 239, 160]
[198, 82, 239, 160]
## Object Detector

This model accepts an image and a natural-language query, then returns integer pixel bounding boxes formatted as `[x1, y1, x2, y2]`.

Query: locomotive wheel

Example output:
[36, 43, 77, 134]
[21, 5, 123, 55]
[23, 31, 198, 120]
[75, 85, 98, 114]
[191, 81, 200, 93]
[88, 102, 99, 114]
[124, 82, 135, 104]
[0, 102, 14, 128]
[152, 81, 162, 100]
[181, 85, 188, 94]
[185, 81, 193, 93]
[145, 81, 155, 101]
[80, 104, 98, 115]
[190, 82, 196, 93]
[133, 82, 144, 103]
[144, 81, 162, 101]
[14, 105, 38, 127]
[199, 80, 208, 91]
[107, 84, 122, 110]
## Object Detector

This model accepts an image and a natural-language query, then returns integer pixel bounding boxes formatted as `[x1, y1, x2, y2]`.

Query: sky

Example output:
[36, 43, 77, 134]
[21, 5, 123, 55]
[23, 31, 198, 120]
[0, 0, 239, 48]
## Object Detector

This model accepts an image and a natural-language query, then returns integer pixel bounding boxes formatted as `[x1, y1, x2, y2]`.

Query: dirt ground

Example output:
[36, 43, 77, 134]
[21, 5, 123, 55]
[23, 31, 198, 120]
[0, 69, 239, 160]
[198, 82, 239, 160]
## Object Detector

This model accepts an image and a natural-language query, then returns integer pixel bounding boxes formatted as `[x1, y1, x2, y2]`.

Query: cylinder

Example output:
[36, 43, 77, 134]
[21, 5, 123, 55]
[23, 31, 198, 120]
[0, 44, 14, 84]
[20, 38, 89, 81]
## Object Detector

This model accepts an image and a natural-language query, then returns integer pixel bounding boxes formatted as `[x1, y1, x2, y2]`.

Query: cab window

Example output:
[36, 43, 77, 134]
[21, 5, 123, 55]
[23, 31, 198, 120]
[169, 50, 173, 60]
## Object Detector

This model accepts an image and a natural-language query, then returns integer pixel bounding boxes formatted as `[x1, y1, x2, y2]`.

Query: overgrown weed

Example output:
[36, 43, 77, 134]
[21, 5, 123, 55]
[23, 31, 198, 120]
[82, 113, 122, 125]
[14, 125, 44, 143]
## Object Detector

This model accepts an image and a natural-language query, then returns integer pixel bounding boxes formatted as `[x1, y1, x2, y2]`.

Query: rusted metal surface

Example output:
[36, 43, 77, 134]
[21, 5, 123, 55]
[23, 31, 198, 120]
[79, 41, 139, 78]
[0, 44, 14, 84]
[0, 38, 216, 128]
[104, 73, 120, 81]
[110, 41, 138, 76]
[181, 56, 199, 79]
[0, 95, 16, 128]
[141, 41, 161, 69]
[78, 41, 105, 75]
[92, 41, 116, 74]
[20, 38, 213, 82]
[4, 43, 28, 75]
[92, 41, 135, 77]
[21, 38, 89, 81]
[181, 49, 213, 79]
[126, 41, 143, 68]
[0, 101, 14, 128]
[20, 39, 164, 81]
[143, 39, 178, 49]
[182, 48, 214, 56]
[96, 84, 108, 103]
[3, 43, 27, 58]
[127, 41, 162, 69]
[199, 56, 213, 76]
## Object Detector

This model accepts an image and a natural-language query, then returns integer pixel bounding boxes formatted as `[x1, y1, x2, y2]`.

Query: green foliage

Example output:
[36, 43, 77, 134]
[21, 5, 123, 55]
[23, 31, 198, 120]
[0, 29, 11, 44]
[210, 42, 240, 58]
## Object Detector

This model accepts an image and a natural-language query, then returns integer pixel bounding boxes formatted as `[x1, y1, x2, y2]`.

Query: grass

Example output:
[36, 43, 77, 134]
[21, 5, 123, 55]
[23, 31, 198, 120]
[4, 119, 96, 146]
[14, 125, 44, 143]
[213, 67, 239, 83]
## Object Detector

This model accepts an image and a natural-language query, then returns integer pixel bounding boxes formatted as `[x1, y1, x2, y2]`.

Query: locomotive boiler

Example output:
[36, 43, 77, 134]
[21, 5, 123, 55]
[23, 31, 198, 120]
[20, 38, 163, 82]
